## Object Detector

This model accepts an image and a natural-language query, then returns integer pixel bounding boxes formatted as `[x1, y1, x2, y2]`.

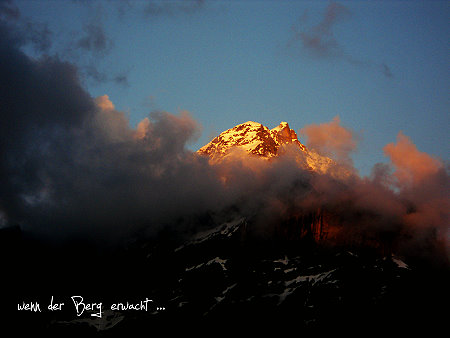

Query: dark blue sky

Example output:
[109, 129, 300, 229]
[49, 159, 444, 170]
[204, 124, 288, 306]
[15, 0, 449, 176]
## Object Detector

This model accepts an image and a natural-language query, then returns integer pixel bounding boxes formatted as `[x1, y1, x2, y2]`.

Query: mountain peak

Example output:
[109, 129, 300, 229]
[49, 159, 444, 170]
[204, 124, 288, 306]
[198, 121, 306, 159]
[270, 122, 305, 150]
[197, 120, 343, 176]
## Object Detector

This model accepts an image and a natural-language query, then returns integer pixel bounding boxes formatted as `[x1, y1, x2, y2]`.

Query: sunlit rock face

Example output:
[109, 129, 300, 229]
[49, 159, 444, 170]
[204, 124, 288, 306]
[198, 121, 305, 159]
[198, 121, 337, 176]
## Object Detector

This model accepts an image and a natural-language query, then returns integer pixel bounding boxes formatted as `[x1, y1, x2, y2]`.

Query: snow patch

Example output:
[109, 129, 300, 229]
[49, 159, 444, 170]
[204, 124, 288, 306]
[207, 257, 228, 271]
[278, 269, 337, 304]
[274, 256, 289, 266]
[175, 217, 244, 252]
[285, 269, 337, 287]
[392, 257, 409, 269]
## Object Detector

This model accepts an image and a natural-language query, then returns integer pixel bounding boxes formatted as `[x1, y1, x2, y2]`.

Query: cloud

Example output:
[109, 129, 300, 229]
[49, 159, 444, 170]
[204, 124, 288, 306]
[135, 117, 150, 140]
[0, 19, 94, 228]
[0, 0, 19, 21]
[0, 1, 52, 53]
[57, 3, 125, 85]
[0, 14, 447, 268]
[76, 21, 113, 54]
[0, 14, 221, 244]
[0, 16, 225, 244]
[294, 2, 351, 58]
[300, 116, 357, 167]
[143, 0, 205, 17]
[383, 131, 443, 186]
[381, 132, 448, 261]
[289, 2, 394, 78]
[381, 63, 394, 78]
[104, 0, 206, 21]
[24, 20, 52, 52]
[95, 94, 115, 111]
[113, 72, 129, 85]
[82, 63, 129, 86]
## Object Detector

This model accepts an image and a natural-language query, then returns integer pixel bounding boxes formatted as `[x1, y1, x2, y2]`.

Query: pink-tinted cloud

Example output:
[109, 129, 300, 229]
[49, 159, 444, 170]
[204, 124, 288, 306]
[135, 117, 150, 140]
[95, 94, 115, 111]
[383, 131, 443, 186]
[300, 116, 357, 166]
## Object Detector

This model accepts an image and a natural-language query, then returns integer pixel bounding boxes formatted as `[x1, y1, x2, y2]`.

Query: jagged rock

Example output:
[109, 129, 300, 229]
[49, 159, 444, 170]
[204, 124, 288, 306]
[198, 120, 338, 175]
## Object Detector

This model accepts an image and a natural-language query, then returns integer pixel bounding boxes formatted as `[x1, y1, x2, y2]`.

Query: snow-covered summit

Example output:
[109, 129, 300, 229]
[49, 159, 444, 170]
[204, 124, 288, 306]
[198, 121, 306, 159]
[197, 121, 336, 174]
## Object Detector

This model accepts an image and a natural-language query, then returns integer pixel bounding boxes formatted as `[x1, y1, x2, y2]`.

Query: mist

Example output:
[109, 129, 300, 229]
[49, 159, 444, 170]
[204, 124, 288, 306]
[0, 12, 448, 267]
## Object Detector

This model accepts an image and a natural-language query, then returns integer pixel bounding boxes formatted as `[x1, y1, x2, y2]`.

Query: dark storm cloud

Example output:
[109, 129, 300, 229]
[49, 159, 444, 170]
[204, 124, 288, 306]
[0, 4, 220, 244]
[0, 17, 225, 241]
[0, 19, 93, 226]
[0, 15, 235, 244]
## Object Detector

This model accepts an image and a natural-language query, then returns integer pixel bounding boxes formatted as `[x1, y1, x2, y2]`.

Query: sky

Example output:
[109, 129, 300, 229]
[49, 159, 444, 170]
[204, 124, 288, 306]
[10, 0, 449, 177]
[0, 0, 448, 267]
[1, 3, 449, 326]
